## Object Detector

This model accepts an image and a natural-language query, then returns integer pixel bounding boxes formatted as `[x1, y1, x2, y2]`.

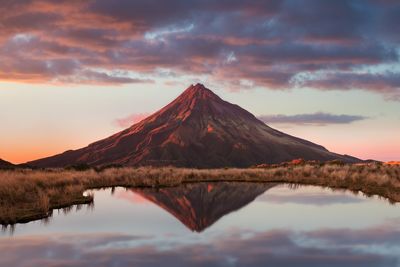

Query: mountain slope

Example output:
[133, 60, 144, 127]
[0, 158, 14, 169]
[28, 83, 360, 168]
[132, 182, 275, 232]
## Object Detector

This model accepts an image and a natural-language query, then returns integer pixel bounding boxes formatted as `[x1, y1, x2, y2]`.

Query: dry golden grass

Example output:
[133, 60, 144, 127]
[1, 163, 399, 224]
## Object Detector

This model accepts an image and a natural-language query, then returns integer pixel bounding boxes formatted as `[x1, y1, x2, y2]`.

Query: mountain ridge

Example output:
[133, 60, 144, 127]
[27, 83, 361, 168]
[0, 158, 14, 169]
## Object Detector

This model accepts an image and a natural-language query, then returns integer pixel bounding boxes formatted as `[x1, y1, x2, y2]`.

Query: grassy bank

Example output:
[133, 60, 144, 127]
[1, 163, 399, 225]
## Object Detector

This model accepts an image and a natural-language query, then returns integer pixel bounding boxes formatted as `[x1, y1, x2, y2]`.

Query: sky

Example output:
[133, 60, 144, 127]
[0, 0, 399, 163]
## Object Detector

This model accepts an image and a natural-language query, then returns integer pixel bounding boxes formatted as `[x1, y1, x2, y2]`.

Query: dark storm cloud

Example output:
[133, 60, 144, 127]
[0, 0, 399, 99]
[258, 112, 368, 125]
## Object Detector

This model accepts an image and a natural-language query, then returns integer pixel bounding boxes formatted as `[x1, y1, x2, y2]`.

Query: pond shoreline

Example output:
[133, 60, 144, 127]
[1, 163, 399, 225]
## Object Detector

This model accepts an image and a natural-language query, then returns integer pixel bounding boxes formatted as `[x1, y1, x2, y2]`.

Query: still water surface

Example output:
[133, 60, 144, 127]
[1, 182, 400, 267]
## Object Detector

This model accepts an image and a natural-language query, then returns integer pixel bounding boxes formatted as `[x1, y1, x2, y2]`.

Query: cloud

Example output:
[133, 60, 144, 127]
[58, 70, 154, 85]
[1, 222, 400, 267]
[114, 113, 151, 128]
[0, 0, 399, 99]
[258, 112, 368, 125]
[114, 190, 150, 204]
[258, 190, 364, 206]
[302, 72, 400, 101]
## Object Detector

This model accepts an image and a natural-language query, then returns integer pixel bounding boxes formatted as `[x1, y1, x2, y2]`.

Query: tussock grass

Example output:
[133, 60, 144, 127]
[0, 163, 399, 224]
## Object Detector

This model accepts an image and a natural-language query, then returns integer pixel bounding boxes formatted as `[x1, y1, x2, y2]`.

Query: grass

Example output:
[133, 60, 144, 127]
[0, 163, 399, 225]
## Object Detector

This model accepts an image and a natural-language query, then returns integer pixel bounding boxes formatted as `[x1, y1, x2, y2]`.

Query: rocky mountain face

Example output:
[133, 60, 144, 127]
[132, 182, 276, 232]
[28, 83, 360, 168]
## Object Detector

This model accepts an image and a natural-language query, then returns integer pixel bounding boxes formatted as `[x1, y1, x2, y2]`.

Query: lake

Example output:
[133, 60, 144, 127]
[1, 182, 400, 267]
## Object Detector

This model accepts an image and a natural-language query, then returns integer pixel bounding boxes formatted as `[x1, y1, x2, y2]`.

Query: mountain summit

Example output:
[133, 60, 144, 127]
[28, 83, 359, 168]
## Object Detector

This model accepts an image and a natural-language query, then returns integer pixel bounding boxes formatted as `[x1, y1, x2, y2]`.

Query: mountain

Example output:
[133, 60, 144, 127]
[28, 83, 360, 168]
[0, 158, 14, 169]
[132, 182, 275, 232]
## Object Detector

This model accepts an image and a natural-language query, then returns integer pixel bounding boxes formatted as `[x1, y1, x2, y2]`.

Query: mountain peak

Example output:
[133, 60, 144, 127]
[181, 83, 220, 101]
[193, 83, 207, 89]
[28, 83, 361, 168]
[189, 83, 207, 91]
[132, 182, 275, 232]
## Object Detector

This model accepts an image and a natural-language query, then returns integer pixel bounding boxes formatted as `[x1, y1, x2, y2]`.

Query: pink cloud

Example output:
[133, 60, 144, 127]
[113, 113, 151, 128]
[0, 0, 399, 101]
[114, 190, 149, 204]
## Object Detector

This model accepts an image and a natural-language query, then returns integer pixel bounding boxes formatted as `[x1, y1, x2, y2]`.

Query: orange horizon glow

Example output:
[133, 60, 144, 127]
[2, 140, 399, 165]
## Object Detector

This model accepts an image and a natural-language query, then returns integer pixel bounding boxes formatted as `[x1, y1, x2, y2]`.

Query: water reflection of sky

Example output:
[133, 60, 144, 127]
[1, 184, 400, 266]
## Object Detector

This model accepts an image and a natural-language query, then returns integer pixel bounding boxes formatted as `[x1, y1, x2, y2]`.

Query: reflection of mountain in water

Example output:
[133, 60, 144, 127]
[132, 182, 276, 232]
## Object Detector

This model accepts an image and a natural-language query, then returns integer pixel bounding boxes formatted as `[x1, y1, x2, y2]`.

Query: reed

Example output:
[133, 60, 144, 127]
[0, 163, 399, 224]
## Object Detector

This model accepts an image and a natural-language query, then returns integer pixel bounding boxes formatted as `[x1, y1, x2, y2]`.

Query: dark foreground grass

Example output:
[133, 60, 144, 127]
[1, 163, 399, 225]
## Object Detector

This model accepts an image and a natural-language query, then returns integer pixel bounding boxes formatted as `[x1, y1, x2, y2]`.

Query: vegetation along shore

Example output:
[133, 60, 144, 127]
[1, 162, 399, 225]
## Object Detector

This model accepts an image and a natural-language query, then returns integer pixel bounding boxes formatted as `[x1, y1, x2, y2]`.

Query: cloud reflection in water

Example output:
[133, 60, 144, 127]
[1, 221, 399, 267]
